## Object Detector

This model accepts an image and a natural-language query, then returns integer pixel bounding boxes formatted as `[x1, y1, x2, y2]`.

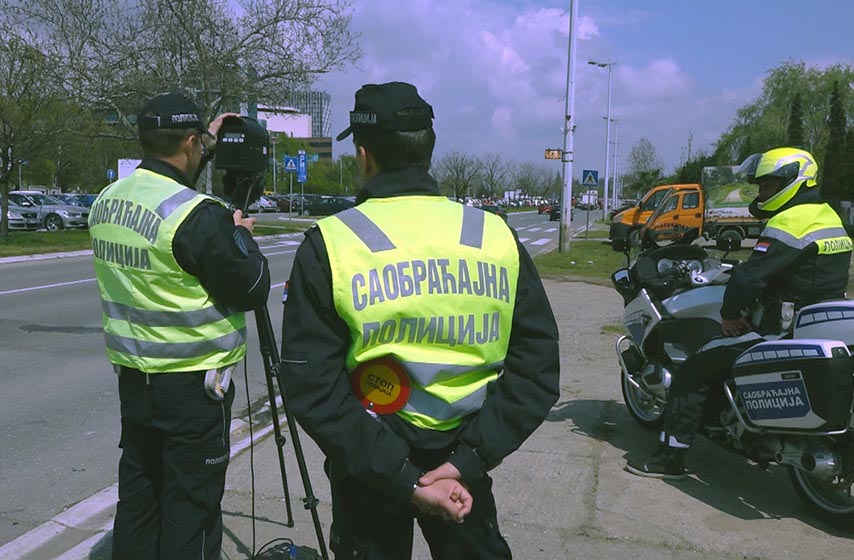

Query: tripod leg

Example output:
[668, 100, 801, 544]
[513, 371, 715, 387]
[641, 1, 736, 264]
[254, 306, 329, 560]
[262, 360, 294, 527]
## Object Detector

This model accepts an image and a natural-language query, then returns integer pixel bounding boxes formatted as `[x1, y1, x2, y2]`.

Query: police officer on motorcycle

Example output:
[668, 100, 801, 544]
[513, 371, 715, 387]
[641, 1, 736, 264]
[626, 147, 853, 479]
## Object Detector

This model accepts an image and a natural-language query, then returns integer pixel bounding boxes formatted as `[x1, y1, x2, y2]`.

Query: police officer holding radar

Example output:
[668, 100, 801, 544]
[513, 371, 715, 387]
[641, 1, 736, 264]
[279, 81, 560, 559]
[626, 147, 852, 480]
[88, 92, 270, 559]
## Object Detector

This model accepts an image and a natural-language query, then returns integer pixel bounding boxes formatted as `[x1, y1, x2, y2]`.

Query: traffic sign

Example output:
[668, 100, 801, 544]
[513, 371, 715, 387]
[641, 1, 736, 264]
[297, 150, 307, 183]
[106, 168, 116, 181]
[284, 156, 298, 173]
[544, 149, 562, 160]
[582, 169, 598, 187]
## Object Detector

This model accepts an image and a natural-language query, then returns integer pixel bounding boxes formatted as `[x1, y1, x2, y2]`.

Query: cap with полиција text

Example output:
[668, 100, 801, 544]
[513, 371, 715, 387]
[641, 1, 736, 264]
[137, 92, 205, 131]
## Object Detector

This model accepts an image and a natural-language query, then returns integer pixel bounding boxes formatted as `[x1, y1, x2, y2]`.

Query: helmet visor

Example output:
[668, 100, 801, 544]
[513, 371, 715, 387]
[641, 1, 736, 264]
[735, 153, 762, 184]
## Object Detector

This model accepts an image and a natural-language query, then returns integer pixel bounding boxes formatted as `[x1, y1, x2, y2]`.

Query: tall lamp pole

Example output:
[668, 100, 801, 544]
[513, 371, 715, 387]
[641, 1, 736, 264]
[559, 0, 578, 252]
[588, 59, 614, 215]
[609, 117, 619, 207]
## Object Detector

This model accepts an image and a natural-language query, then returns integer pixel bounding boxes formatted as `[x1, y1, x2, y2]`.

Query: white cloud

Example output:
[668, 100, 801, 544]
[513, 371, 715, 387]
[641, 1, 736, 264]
[619, 58, 693, 100]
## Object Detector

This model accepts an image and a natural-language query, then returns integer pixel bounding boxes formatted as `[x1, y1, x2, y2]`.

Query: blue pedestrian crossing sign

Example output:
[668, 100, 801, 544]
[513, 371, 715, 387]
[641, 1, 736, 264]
[284, 156, 298, 173]
[582, 169, 598, 187]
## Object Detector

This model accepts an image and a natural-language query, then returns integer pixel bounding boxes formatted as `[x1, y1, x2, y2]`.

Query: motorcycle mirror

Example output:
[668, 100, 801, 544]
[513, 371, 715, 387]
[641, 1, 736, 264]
[612, 238, 629, 253]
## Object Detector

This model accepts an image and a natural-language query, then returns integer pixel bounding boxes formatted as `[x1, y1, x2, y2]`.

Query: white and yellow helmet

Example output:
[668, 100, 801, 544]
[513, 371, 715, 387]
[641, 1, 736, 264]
[737, 147, 818, 212]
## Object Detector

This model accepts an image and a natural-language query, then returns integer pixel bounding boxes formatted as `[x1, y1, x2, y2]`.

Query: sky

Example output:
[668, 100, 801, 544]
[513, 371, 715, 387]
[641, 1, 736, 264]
[313, 0, 854, 179]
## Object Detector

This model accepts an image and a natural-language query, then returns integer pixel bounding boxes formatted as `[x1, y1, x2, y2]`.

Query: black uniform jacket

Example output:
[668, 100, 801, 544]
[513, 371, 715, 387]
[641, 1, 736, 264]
[138, 158, 270, 312]
[279, 167, 561, 503]
[721, 187, 850, 324]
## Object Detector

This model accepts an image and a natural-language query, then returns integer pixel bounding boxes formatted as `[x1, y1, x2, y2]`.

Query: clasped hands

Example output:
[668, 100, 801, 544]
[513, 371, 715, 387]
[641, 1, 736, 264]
[411, 462, 472, 524]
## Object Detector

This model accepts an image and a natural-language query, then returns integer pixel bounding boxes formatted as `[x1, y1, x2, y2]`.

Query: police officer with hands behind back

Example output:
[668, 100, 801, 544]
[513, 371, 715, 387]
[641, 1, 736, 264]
[88, 92, 270, 559]
[280, 81, 560, 559]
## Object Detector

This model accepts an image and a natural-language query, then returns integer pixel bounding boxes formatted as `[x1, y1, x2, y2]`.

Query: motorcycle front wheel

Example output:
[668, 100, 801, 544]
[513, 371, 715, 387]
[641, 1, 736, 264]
[788, 466, 854, 529]
[621, 370, 664, 429]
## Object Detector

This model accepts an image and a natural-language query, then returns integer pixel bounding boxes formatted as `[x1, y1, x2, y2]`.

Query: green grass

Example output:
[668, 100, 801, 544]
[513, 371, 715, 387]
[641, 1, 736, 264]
[0, 230, 92, 257]
[532, 240, 627, 283]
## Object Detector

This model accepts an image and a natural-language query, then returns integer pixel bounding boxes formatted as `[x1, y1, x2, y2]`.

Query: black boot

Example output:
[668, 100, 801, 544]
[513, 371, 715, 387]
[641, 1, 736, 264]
[625, 445, 687, 480]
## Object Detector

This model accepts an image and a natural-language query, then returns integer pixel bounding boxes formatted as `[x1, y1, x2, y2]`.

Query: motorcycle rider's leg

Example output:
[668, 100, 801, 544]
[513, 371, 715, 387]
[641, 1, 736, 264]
[626, 344, 751, 479]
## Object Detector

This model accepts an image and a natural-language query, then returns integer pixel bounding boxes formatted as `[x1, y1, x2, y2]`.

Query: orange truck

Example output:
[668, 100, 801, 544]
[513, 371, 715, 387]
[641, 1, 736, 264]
[608, 166, 765, 250]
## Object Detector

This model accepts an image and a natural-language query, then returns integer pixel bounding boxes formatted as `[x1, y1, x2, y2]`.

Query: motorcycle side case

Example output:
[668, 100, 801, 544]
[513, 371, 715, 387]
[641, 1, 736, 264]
[793, 300, 854, 347]
[732, 339, 853, 430]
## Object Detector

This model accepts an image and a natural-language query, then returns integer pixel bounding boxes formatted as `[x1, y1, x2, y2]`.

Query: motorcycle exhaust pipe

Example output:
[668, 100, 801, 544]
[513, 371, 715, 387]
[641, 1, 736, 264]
[775, 450, 841, 478]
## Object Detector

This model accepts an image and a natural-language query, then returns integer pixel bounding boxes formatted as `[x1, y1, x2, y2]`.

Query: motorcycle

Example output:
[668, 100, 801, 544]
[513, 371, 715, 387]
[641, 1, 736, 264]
[611, 229, 854, 528]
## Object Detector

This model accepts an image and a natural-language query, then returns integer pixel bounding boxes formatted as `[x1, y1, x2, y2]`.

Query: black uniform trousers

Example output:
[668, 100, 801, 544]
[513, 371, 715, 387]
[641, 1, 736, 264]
[326, 451, 512, 560]
[662, 337, 762, 449]
[112, 367, 234, 560]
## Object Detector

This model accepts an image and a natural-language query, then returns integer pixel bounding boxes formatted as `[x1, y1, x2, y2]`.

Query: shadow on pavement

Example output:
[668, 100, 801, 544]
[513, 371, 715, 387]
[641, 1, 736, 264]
[547, 397, 854, 538]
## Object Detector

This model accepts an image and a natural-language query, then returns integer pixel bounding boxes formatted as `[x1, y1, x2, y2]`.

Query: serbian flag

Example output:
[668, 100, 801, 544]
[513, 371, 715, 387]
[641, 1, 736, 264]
[754, 241, 771, 253]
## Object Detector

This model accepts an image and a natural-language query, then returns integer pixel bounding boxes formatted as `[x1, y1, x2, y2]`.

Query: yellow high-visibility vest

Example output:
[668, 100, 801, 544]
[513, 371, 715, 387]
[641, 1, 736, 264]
[89, 168, 246, 372]
[318, 196, 520, 430]
[763, 203, 853, 255]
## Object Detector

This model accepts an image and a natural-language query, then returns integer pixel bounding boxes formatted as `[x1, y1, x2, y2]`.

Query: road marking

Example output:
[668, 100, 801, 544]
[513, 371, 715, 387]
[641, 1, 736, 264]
[0, 485, 117, 558]
[528, 227, 543, 232]
[0, 398, 284, 559]
[531, 238, 551, 246]
[545, 228, 558, 233]
[518, 237, 530, 243]
[0, 278, 96, 296]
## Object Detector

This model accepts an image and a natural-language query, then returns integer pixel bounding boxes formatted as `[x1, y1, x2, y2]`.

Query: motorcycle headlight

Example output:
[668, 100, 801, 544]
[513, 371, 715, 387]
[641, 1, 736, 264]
[685, 259, 704, 276]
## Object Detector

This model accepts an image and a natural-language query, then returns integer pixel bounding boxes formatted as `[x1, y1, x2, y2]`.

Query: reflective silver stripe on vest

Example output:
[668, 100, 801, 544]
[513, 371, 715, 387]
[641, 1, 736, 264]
[334, 208, 396, 252]
[155, 188, 201, 219]
[403, 360, 504, 386]
[102, 300, 237, 328]
[404, 384, 489, 420]
[459, 205, 485, 249]
[105, 328, 247, 359]
[762, 225, 849, 250]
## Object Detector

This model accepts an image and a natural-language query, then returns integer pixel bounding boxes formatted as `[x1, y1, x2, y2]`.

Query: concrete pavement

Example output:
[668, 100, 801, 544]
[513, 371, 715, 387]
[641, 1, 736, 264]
[5, 276, 854, 559]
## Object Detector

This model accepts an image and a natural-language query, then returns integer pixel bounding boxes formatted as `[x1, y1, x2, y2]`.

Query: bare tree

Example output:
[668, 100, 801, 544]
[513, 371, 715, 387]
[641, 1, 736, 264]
[478, 153, 508, 199]
[433, 151, 481, 201]
[0, 0, 361, 133]
[624, 137, 665, 197]
[511, 161, 552, 199]
[0, 36, 75, 239]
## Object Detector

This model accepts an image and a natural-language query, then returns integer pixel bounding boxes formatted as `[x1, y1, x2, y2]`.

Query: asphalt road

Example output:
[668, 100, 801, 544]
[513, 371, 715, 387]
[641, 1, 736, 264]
[0, 209, 566, 551]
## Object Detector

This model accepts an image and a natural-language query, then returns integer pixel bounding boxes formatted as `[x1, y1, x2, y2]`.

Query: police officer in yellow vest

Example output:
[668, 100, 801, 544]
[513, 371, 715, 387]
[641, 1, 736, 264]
[89, 92, 270, 559]
[627, 147, 853, 480]
[280, 82, 560, 559]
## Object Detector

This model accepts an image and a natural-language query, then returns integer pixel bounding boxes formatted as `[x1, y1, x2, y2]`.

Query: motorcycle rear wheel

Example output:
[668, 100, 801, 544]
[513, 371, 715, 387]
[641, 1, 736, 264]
[788, 466, 854, 528]
[621, 370, 664, 429]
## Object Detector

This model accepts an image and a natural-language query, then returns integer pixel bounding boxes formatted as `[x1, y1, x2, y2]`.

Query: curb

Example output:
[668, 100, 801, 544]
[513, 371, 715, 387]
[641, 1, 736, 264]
[0, 396, 285, 560]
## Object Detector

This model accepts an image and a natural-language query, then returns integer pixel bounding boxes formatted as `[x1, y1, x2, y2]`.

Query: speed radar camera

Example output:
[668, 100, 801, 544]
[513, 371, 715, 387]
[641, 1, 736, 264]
[214, 115, 269, 175]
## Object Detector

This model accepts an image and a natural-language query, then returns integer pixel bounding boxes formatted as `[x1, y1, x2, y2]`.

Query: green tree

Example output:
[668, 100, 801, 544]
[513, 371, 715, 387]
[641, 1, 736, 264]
[787, 93, 805, 148]
[821, 81, 848, 206]
[673, 151, 717, 184]
[714, 62, 854, 164]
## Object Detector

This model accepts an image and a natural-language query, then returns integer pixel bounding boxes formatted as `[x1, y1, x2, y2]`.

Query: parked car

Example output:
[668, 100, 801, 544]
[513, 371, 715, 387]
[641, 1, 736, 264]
[481, 204, 508, 222]
[8, 191, 89, 230]
[247, 195, 278, 214]
[66, 193, 98, 208]
[0, 197, 40, 231]
[303, 196, 355, 216]
[275, 194, 305, 213]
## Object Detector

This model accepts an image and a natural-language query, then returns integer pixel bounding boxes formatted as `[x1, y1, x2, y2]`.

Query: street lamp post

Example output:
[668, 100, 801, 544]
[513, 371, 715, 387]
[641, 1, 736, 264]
[609, 117, 619, 207]
[559, 0, 578, 252]
[588, 59, 614, 215]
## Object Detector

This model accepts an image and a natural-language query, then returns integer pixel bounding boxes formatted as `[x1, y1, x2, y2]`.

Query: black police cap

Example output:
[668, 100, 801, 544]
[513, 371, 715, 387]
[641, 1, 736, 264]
[137, 92, 204, 131]
[336, 81, 434, 142]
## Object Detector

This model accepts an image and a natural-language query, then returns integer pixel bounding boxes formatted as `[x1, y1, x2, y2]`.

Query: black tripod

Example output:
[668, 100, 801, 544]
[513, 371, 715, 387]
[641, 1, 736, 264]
[227, 173, 328, 560]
